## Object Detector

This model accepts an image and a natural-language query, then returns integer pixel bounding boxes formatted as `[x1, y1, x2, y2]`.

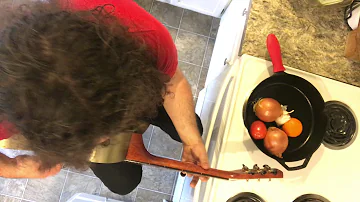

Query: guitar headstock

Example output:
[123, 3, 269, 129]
[172, 163, 283, 181]
[228, 164, 283, 180]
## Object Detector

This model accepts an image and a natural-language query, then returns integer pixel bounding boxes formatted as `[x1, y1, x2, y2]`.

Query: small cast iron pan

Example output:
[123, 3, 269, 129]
[244, 34, 327, 171]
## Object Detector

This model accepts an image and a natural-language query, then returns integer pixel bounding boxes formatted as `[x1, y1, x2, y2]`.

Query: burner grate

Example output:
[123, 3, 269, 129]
[293, 194, 330, 202]
[323, 101, 357, 149]
[227, 192, 265, 202]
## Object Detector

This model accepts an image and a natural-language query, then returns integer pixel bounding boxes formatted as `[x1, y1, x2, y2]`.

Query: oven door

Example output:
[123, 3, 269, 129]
[172, 57, 243, 202]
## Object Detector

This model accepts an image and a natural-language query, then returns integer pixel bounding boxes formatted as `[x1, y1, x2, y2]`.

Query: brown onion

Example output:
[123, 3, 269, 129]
[253, 98, 282, 122]
[264, 127, 288, 158]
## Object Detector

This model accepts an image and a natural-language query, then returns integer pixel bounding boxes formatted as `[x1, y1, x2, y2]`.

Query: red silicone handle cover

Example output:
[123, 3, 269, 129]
[266, 34, 286, 73]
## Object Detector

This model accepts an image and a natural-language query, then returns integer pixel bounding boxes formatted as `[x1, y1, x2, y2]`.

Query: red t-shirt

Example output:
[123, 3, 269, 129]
[0, 0, 178, 140]
[62, 0, 178, 77]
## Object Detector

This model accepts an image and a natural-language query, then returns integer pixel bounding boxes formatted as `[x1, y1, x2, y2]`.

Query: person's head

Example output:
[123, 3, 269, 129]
[0, 1, 169, 169]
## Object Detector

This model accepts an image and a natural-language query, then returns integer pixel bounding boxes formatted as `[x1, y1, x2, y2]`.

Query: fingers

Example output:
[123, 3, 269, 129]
[190, 176, 199, 188]
[53, 164, 62, 172]
[189, 175, 208, 188]
[180, 171, 194, 178]
[43, 164, 62, 178]
[198, 151, 210, 169]
[200, 161, 210, 170]
[181, 156, 197, 165]
[181, 172, 208, 188]
[199, 176, 209, 182]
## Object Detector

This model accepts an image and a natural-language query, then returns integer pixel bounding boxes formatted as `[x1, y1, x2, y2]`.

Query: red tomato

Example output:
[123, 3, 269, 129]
[250, 121, 267, 140]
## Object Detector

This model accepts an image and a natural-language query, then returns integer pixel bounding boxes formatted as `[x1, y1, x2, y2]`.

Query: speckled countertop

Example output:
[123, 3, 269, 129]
[241, 0, 360, 87]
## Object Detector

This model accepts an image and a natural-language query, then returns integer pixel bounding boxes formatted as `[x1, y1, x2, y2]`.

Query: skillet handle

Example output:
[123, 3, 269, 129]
[276, 154, 312, 171]
[266, 34, 286, 73]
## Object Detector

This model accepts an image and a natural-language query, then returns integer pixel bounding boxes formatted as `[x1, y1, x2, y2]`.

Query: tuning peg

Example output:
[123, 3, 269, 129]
[263, 165, 271, 171]
[270, 169, 278, 175]
[269, 178, 271, 181]
[259, 169, 267, 175]
[242, 164, 249, 171]
[257, 178, 260, 182]
[248, 170, 256, 175]
[253, 164, 260, 170]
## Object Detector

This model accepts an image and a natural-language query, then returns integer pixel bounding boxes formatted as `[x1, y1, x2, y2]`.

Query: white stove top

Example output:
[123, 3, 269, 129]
[196, 55, 360, 202]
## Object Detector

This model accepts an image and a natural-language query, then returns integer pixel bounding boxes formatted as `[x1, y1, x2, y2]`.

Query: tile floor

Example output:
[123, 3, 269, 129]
[0, 0, 219, 201]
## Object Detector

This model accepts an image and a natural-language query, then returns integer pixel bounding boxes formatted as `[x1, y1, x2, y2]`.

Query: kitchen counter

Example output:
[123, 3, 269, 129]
[241, 0, 360, 87]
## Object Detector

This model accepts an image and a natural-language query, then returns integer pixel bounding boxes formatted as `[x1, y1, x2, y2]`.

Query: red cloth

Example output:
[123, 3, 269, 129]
[0, 120, 17, 141]
[0, 0, 178, 140]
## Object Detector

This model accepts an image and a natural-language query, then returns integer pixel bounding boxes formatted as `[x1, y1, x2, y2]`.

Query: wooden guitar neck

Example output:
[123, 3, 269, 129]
[125, 133, 283, 180]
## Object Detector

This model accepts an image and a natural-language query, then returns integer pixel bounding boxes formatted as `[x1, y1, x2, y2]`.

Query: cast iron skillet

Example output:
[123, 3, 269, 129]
[243, 34, 327, 171]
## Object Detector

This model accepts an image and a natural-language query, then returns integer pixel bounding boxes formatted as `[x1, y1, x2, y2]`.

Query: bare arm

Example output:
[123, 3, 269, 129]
[0, 153, 18, 177]
[163, 68, 203, 148]
[0, 153, 61, 178]
[163, 68, 209, 187]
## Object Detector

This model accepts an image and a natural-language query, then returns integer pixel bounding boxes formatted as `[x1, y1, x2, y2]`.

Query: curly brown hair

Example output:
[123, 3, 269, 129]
[0, 1, 169, 169]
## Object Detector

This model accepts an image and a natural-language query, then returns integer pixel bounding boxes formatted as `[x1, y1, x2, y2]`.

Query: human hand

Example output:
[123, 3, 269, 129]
[182, 140, 210, 188]
[14, 155, 62, 178]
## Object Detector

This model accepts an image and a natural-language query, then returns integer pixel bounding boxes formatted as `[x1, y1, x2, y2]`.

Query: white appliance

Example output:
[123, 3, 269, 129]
[172, 0, 251, 200]
[193, 54, 360, 202]
[173, 1, 360, 201]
